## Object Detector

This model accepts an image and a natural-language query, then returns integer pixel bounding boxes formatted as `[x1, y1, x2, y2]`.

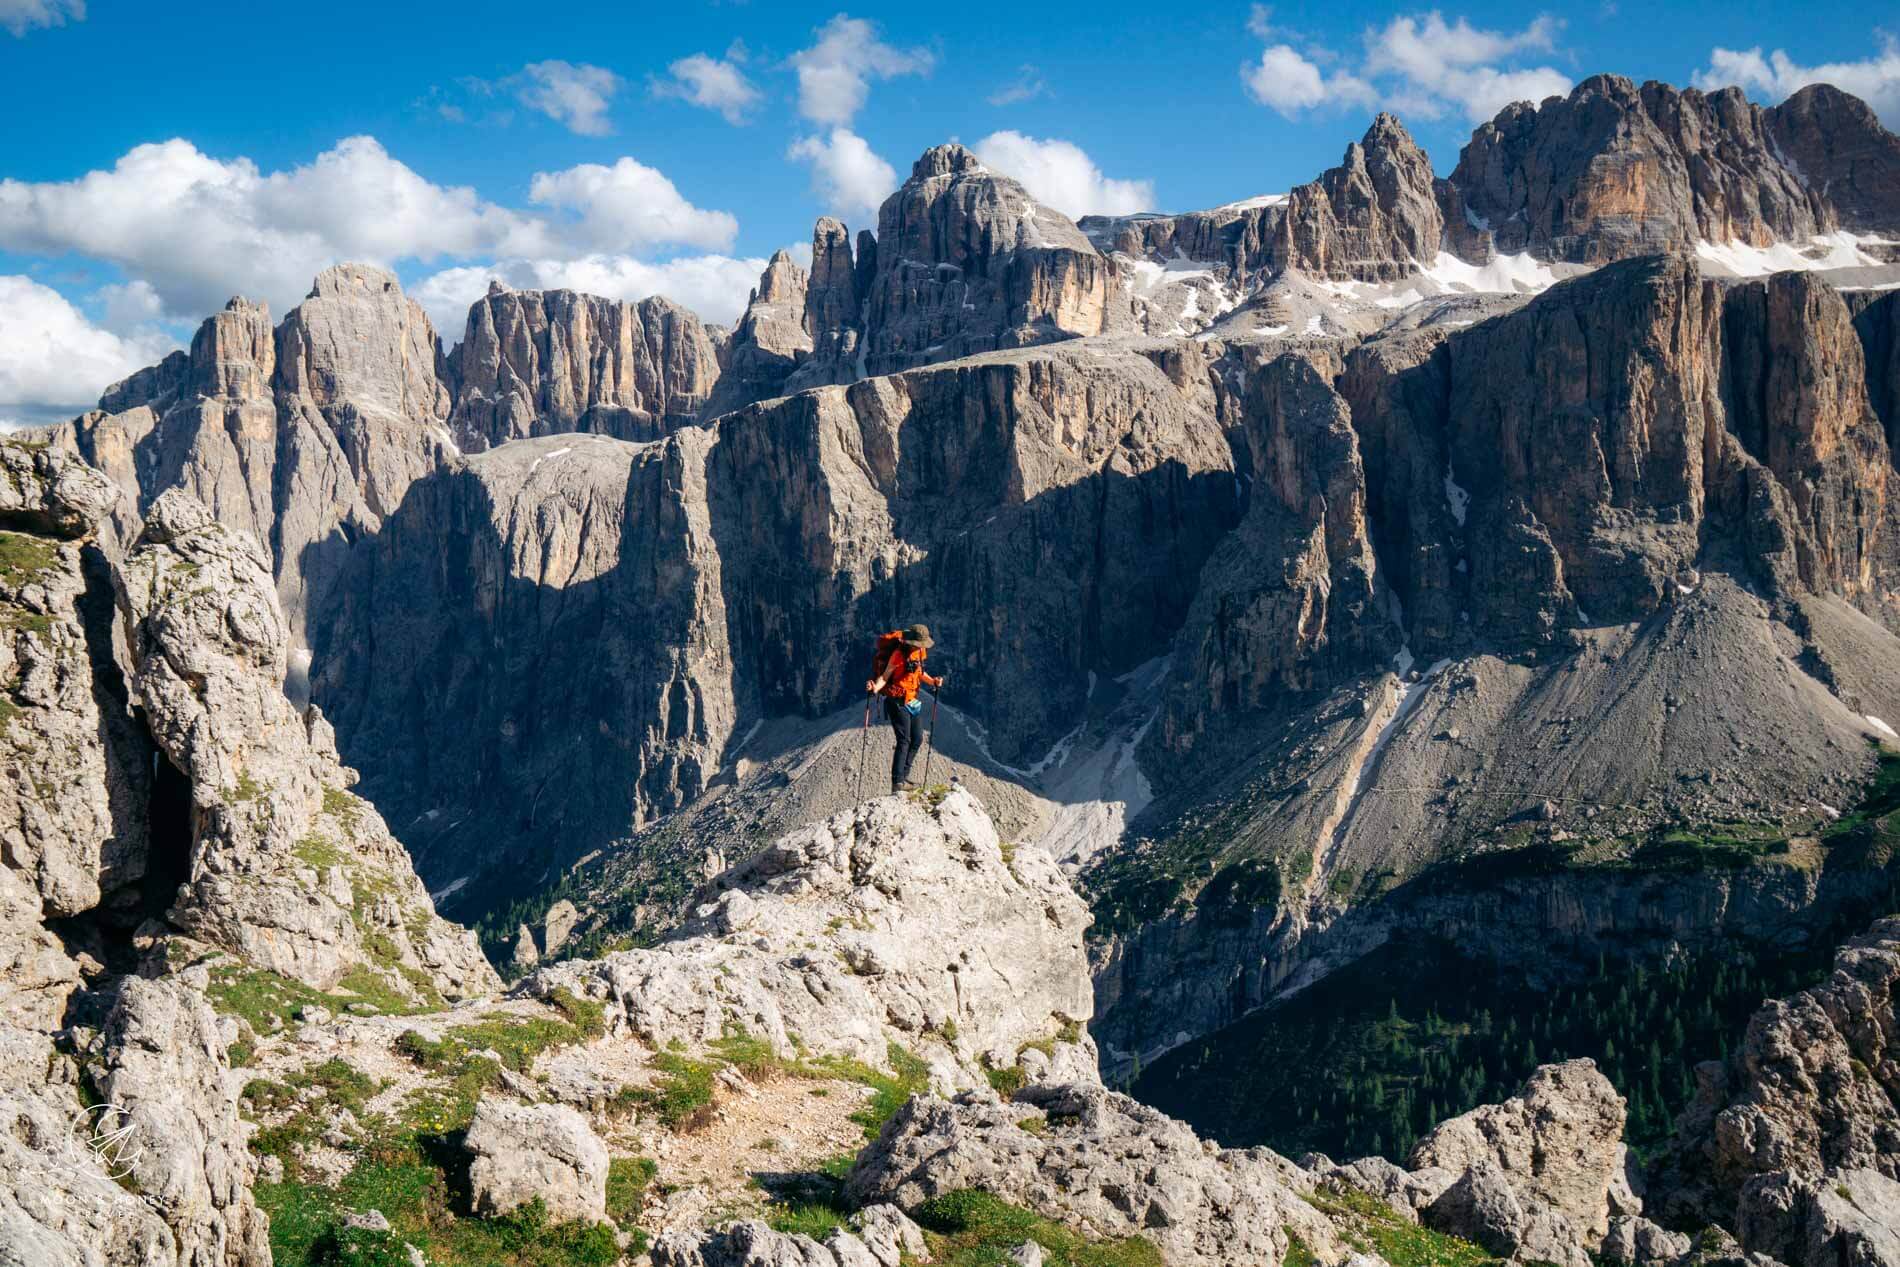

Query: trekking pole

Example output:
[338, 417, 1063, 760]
[855, 695, 872, 803]
[920, 682, 941, 790]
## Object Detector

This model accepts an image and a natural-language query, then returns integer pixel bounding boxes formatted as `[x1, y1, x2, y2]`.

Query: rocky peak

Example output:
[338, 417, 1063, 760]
[276, 262, 449, 423]
[703, 250, 814, 414]
[1449, 75, 1841, 264]
[116, 488, 496, 999]
[187, 297, 275, 400]
[856, 143, 1119, 375]
[909, 141, 985, 182]
[1272, 113, 1444, 281]
[449, 285, 721, 447]
[525, 787, 1096, 1091]
[1767, 84, 1900, 236]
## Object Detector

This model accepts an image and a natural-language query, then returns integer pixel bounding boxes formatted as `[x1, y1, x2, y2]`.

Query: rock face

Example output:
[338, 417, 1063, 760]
[95, 975, 273, 1265]
[524, 788, 1095, 1090]
[704, 250, 813, 416]
[1275, 114, 1445, 281]
[846, 1081, 1346, 1267]
[115, 488, 496, 999]
[315, 340, 1238, 898]
[464, 1097, 610, 1223]
[853, 145, 1120, 377]
[1411, 1061, 1633, 1246]
[449, 284, 722, 448]
[1449, 76, 1893, 265]
[651, 1206, 927, 1267]
[0, 445, 147, 1031]
[1763, 85, 1900, 237]
[1657, 916, 1900, 1235]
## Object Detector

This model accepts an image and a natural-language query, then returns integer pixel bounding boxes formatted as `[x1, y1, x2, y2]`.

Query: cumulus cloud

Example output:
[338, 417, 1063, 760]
[971, 132, 1154, 218]
[1, 0, 82, 37]
[511, 60, 622, 136]
[0, 276, 177, 422]
[987, 65, 1048, 107]
[528, 157, 738, 251]
[788, 14, 933, 125]
[1243, 9, 1569, 124]
[788, 129, 898, 220]
[0, 136, 740, 322]
[1244, 45, 1377, 113]
[1694, 36, 1900, 127]
[412, 253, 772, 338]
[652, 51, 761, 124]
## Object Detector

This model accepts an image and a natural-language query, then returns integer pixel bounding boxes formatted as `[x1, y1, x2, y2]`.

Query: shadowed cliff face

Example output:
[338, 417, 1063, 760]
[311, 343, 1243, 901]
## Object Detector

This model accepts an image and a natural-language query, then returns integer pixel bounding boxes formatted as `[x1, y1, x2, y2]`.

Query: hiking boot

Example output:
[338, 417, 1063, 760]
[895, 779, 918, 793]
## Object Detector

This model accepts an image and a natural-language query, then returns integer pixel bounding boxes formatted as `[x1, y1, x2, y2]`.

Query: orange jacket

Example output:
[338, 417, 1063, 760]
[877, 643, 939, 702]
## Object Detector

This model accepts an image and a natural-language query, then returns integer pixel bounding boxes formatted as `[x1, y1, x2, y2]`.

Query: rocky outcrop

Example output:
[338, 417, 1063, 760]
[93, 975, 273, 1265]
[449, 283, 722, 448]
[1448, 76, 1893, 265]
[464, 1096, 610, 1223]
[704, 250, 813, 416]
[1764, 85, 1900, 238]
[1411, 1061, 1634, 1245]
[652, 1206, 927, 1267]
[0, 444, 145, 1032]
[1274, 114, 1445, 282]
[789, 217, 865, 392]
[1657, 917, 1900, 1232]
[116, 488, 495, 999]
[856, 145, 1121, 376]
[846, 1081, 1346, 1267]
[525, 788, 1095, 1090]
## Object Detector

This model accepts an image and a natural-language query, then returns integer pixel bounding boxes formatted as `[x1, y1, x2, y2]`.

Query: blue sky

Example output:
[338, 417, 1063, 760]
[1, 0, 1896, 422]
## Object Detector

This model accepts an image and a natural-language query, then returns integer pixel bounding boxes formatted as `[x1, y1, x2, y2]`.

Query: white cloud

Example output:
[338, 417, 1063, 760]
[652, 52, 761, 124]
[1362, 13, 1568, 121]
[988, 65, 1048, 107]
[1, 0, 82, 37]
[971, 132, 1154, 218]
[413, 254, 771, 338]
[0, 275, 177, 418]
[1244, 45, 1376, 114]
[788, 14, 933, 126]
[788, 129, 898, 220]
[1242, 9, 1569, 124]
[0, 137, 739, 323]
[528, 157, 738, 252]
[1694, 36, 1900, 127]
[511, 60, 622, 136]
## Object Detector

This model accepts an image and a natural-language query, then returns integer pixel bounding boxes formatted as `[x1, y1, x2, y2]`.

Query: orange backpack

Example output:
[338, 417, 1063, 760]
[871, 630, 923, 696]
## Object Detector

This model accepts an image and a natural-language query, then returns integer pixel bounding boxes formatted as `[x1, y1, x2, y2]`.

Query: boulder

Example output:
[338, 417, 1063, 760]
[525, 788, 1093, 1091]
[1410, 1059, 1630, 1243]
[464, 1098, 609, 1224]
[846, 1082, 1344, 1267]
[1423, 1160, 1591, 1267]
[1602, 1216, 1695, 1267]
[651, 1205, 926, 1267]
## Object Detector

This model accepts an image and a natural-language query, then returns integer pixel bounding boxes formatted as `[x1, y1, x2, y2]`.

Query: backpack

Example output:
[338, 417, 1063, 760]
[871, 630, 911, 682]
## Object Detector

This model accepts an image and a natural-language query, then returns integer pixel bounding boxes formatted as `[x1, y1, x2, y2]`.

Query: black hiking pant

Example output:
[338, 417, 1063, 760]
[885, 696, 924, 789]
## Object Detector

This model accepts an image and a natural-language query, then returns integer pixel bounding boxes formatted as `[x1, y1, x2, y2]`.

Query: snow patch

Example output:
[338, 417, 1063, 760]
[1216, 193, 1290, 212]
[1420, 250, 1559, 294]
[431, 875, 471, 902]
[1866, 714, 1898, 740]
[1443, 464, 1470, 526]
[526, 446, 573, 477]
[1694, 232, 1882, 276]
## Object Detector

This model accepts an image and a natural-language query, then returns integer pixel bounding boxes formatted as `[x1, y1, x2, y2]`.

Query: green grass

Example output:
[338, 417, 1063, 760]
[912, 1189, 1164, 1267]
[1305, 1182, 1500, 1267]
[605, 1156, 657, 1224]
[0, 531, 60, 584]
[766, 1200, 854, 1241]
[627, 1050, 720, 1129]
[985, 1064, 1028, 1098]
[294, 837, 352, 871]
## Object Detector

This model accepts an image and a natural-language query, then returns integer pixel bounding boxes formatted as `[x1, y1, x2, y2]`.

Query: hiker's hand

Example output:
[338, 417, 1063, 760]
[866, 679, 880, 693]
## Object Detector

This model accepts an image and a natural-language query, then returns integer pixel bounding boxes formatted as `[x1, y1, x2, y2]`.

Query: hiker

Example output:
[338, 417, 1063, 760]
[866, 624, 945, 792]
